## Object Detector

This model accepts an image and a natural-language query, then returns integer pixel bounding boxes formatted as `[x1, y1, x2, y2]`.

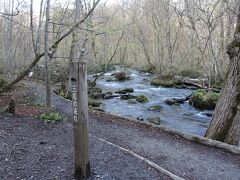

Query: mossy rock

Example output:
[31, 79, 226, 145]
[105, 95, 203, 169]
[189, 89, 219, 110]
[148, 105, 162, 112]
[115, 88, 134, 94]
[88, 98, 102, 107]
[151, 78, 177, 87]
[120, 94, 137, 100]
[136, 95, 149, 103]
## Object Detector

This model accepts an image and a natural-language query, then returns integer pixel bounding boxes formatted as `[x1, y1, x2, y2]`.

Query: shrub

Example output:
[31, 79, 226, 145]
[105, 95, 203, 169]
[179, 69, 202, 78]
[40, 112, 65, 122]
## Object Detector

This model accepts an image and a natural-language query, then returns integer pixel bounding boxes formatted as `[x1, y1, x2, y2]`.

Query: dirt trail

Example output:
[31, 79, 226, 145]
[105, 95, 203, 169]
[27, 83, 240, 179]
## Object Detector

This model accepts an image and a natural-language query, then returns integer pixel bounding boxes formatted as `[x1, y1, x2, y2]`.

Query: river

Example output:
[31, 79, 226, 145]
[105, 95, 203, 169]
[95, 66, 213, 136]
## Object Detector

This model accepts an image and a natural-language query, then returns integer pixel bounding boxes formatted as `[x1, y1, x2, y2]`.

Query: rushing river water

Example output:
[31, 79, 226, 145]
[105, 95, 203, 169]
[95, 66, 213, 136]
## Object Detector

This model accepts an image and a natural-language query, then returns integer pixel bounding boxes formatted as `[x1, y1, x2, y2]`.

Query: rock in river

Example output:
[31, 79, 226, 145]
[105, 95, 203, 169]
[148, 105, 162, 112]
[121, 94, 137, 100]
[164, 99, 176, 105]
[104, 94, 119, 100]
[115, 88, 134, 94]
[189, 89, 219, 110]
[136, 95, 149, 103]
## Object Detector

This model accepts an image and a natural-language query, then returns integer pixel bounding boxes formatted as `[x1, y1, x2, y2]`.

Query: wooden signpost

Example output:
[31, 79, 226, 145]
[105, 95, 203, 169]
[71, 61, 90, 179]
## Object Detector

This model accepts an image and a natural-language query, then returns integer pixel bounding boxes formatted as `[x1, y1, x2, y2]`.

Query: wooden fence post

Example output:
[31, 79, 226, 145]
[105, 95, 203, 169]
[71, 61, 90, 179]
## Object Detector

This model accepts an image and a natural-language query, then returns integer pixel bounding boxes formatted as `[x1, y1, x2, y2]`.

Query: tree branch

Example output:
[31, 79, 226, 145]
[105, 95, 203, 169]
[0, 0, 101, 93]
[92, 31, 125, 84]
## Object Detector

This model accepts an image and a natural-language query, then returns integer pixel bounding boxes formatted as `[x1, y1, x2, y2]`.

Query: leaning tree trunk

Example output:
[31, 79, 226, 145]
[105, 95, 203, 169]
[205, 8, 240, 146]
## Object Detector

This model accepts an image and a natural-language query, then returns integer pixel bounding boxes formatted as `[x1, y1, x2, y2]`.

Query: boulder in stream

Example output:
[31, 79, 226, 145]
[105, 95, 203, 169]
[148, 105, 162, 112]
[121, 94, 137, 100]
[189, 89, 219, 110]
[164, 93, 192, 106]
[136, 95, 149, 103]
[115, 88, 134, 94]
[164, 99, 179, 106]
[104, 94, 119, 100]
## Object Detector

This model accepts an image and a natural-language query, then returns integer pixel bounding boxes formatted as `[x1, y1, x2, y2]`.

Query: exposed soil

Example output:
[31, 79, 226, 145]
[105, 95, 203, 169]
[1, 82, 240, 180]
[0, 86, 45, 117]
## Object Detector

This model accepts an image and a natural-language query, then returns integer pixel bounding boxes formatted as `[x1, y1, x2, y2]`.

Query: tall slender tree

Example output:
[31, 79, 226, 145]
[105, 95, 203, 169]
[44, 0, 51, 107]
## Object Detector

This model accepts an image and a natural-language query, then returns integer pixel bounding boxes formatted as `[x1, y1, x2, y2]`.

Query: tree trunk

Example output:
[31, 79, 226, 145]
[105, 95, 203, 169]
[205, 8, 240, 146]
[44, 0, 51, 107]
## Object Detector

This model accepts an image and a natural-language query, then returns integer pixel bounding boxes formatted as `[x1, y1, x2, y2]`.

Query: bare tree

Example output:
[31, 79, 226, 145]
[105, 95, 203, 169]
[0, 0, 101, 93]
[205, 5, 240, 146]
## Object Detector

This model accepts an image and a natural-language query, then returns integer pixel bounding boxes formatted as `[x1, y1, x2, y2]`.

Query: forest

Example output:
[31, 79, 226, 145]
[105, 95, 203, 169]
[0, 0, 240, 179]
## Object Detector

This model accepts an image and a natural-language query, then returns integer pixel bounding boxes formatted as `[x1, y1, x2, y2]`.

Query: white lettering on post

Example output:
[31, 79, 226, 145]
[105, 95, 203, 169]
[72, 85, 78, 122]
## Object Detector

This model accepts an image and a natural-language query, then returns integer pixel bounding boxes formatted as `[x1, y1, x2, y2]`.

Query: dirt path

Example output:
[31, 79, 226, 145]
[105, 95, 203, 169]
[15, 82, 240, 179]
[0, 113, 170, 180]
